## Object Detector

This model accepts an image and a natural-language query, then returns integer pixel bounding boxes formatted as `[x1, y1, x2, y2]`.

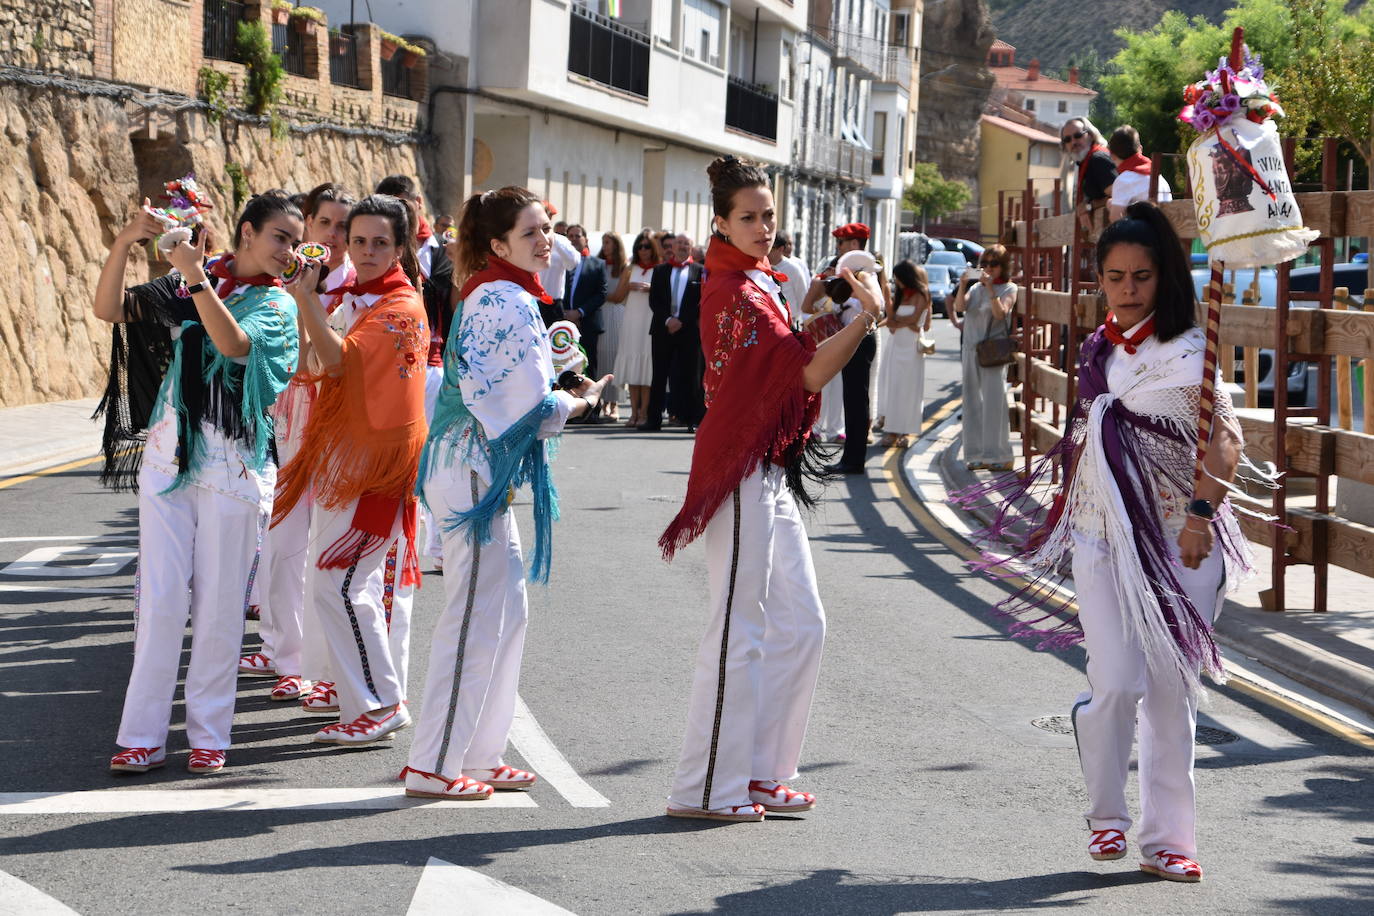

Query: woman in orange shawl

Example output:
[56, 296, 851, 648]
[274, 194, 428, 746]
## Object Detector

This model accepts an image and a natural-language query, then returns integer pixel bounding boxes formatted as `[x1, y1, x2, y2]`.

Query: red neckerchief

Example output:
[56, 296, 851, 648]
[1075, 144, 1110, 204]
[1103, 312, 1155, 354]
[337, 261, 413, 299]
[458, 255, 553, 304]
[415, 217, 433, 244]
[636, 256, 658, 271]
[321, 258, 357, 314]
[703, 236, 788, 284]
[1117, 152, 1152, 176]
[667, 256, 695, 269]
[208, 255, 282, 299]
[579, 247, 590, 257]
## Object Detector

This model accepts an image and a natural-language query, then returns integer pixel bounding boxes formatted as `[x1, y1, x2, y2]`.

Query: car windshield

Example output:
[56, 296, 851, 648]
[925, 266, 951, 284]
[928, 252, 964, 267]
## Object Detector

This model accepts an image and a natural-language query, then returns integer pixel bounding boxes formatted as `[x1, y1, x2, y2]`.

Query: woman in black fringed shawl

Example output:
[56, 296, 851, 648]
[93, 193, 300, 777]
[958, 203, 1271, 883]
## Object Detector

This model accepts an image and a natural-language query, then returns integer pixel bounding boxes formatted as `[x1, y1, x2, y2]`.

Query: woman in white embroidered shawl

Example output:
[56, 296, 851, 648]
[964, 202, 1261, 884]
[401, 187, 609, 800]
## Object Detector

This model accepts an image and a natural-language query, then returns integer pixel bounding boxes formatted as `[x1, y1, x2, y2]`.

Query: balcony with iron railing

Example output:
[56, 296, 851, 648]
[272, 20, 309, 77]
[567, 5, 651, 99]
[203, 0, 246, 62]
[725, 76, 779, 142]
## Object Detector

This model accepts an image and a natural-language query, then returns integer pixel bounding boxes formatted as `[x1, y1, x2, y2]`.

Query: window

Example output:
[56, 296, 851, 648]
[1025, 97, 1035, 111]
[682, 0, 722, 68]
[892, 11, 909, 47]
[1058, 99, 1067, 113]
[652, 0, 674, 43]
[872, 111, 887, 175]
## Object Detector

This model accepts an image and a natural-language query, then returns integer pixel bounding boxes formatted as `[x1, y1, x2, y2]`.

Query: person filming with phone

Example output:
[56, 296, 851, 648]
[950, 244, 1017, 472]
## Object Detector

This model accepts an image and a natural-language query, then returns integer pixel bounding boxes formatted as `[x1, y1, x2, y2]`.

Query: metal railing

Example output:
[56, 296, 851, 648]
[381, 53, 412, 99]
[725, 76, 778, 141]
[273, 21, 309, 77]
[567, 5, 650, 99]
[830, 16, 886, 77]
[329, 30, 359, 87]
[880, 48, 912, 89]
[202, 0, 246, 62]
[793, 131, 872, 184]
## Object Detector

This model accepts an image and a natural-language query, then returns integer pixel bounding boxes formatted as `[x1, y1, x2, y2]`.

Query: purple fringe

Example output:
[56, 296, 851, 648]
[953, 329, 1226, 676]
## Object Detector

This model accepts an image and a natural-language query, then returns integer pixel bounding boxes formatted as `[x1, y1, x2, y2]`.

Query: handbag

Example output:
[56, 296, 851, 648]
[918, 334, 936, 355]
[975, 334, 1018, 368]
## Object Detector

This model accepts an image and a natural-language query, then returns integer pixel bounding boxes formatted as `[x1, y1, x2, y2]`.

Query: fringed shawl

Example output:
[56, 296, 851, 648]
[273, 287, 429, 585]
[659, 237, 824, 559]
[95, 274, 298, 492]
[956, 327, 1268, 695]
[418, 285, 562, 585]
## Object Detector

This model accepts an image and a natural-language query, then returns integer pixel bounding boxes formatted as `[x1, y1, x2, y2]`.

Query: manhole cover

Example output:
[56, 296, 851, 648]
[1031, 715, 1239, 745]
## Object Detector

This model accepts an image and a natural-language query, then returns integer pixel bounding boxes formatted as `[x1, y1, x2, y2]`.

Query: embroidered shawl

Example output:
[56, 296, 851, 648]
[659, 237, 823, 559]
[956, 326, 1268, 694]
[95, 273, 298, 491]
[273, 286, 429, 584]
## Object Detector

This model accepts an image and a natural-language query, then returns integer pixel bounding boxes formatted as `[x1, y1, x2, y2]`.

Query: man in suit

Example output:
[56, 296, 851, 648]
[643, 234, 704, 432]
[563, 224, 606, 381]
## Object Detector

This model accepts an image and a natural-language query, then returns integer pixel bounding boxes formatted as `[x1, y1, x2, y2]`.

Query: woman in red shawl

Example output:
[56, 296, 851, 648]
[660, 156, 884, 822]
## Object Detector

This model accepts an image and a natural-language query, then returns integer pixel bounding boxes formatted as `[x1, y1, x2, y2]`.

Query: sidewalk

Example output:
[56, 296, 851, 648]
[901, 408, 1374, 734]
[0, 398, 103, 478]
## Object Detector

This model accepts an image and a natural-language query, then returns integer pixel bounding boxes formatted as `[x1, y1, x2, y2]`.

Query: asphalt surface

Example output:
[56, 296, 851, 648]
[1, 321, 1371, 915]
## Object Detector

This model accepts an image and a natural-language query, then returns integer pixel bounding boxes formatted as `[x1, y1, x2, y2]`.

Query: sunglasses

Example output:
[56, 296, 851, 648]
[1060, 131, 1086, 146]
[635, 243, 653, 250]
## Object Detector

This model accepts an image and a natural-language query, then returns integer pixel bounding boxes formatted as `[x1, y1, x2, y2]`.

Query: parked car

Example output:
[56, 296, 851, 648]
[925, 264, 954, 316]
[935, 237, 985, 265]
[925, 249, 969, 281]
[1289, 263, 1370, 300]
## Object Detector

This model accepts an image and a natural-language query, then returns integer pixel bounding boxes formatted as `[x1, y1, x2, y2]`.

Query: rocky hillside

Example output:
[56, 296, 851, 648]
[987, 0, 1231, 71]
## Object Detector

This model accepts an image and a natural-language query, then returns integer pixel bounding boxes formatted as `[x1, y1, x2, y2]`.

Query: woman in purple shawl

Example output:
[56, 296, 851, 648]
[965, 202, 1258, 883]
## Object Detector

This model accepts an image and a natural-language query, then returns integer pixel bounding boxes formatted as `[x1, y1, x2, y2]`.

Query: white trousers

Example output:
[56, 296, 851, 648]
[1071, 532, 1224, 857]
[259, 490, 310, 678]
[307, 501, 407, 722]
[408, 465, 528, 777]
[669, 466, 827, 811]
[117, 467, 264, 750]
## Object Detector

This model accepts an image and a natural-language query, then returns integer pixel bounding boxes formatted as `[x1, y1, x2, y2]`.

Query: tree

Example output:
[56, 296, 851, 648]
[1285, 0, 1374, 177]
[904, 161, 971, 230]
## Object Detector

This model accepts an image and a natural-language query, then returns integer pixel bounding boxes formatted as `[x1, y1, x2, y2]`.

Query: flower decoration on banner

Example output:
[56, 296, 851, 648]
[1178, 45, 1283, 133]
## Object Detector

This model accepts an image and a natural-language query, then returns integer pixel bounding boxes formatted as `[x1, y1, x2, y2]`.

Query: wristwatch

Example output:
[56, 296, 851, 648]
[1186, 498, 1215, 520]
[184, 279, 209, 295]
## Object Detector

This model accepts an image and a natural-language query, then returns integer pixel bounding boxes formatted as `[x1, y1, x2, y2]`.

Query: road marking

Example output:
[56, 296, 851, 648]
[0, 536, 137, 543]
[884, 408, 1374, 751]
[0, 868, 82, 914]
[0, 585, 132, 596]
[2, 545, 137, 578]
[0, 454, 101, 492]
[408, 857, 576, 915]
[0, 788, 538, 814]
[510, 695, 611, 808]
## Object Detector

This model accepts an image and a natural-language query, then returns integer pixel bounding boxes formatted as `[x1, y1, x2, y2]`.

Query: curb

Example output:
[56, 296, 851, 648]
[903, 414, 1374, 724]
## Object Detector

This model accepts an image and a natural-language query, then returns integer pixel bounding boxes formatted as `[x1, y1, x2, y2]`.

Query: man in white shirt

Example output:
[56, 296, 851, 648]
[538, 205, 581, 326]
[769, 232, 811, 324]
[1107, 125, 1173, 221]
[644, 234, 704, 431]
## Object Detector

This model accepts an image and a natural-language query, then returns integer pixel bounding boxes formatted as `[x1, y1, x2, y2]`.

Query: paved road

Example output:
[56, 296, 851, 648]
[1, 323, 1371, 914]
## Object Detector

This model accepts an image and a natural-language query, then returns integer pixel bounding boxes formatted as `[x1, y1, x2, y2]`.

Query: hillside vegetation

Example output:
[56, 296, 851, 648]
[987, 0, 1232, 72]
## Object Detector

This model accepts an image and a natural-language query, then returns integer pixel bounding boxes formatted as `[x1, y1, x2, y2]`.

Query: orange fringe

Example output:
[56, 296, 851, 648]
[273, 289, 429, 526]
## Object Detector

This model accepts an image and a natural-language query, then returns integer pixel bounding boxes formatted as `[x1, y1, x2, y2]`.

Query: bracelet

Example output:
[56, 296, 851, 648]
[859, 311, 878, 331]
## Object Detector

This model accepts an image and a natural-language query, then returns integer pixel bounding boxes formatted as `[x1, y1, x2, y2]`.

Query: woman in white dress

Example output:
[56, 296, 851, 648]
[596, 232, 627, 421]
[609, 231, 660, 427]
[878, 260, 932, 447]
